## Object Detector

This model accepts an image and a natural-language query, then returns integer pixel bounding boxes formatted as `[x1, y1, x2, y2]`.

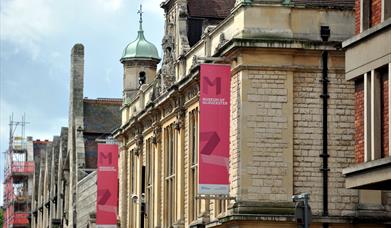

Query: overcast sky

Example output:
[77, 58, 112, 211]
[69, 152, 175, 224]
[0, 0, 164, 205]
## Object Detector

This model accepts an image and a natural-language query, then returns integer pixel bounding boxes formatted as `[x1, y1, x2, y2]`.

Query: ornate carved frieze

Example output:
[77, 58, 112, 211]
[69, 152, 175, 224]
[143, 116, 153, 130]
[164, 101, 174, 117]
[185, 83, 200, 103]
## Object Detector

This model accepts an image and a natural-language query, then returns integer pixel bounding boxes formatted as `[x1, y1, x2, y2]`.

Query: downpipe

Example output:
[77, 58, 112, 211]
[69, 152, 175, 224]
[320, 26, 330, 228]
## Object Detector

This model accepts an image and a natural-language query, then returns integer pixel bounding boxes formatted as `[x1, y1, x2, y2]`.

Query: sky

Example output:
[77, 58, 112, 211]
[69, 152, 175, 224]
[0, 0, 164, 205]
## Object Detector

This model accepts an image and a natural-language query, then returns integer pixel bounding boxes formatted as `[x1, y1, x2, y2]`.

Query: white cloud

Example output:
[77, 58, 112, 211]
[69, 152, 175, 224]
[0, 0, 126, 59]
[96, 0, 123, 11]
[0, 0, 57, 59]
[142, 0, 164, 16]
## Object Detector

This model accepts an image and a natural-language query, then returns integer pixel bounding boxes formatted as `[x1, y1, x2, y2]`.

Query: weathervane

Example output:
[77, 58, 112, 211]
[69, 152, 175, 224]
[137, 4, 143, 31]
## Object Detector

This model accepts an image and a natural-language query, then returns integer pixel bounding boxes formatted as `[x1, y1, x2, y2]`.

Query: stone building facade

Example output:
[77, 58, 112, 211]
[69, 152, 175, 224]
[342, 0, 391, 215]
[115, 0, 391, 227]
[30, 44, 122, 228]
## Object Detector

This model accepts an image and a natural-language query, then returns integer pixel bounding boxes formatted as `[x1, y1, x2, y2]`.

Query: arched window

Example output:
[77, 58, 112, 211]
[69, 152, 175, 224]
[139, 71, 146, 86]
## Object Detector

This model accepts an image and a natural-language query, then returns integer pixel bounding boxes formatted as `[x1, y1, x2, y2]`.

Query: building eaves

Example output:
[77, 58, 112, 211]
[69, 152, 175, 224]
[291, 0, 355, 9]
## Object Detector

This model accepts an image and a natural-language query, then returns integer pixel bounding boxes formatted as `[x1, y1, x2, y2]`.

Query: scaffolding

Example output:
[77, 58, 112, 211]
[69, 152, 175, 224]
[3, 115, 34, 228]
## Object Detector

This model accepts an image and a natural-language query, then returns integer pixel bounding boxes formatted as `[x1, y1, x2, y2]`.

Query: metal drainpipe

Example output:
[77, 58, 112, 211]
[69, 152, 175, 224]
[320, 26, 330, 228]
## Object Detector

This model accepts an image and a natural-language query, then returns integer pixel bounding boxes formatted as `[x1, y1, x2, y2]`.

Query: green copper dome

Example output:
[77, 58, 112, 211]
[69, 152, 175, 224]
[121, 8, 160, 63]
[121, 30, 160, 61]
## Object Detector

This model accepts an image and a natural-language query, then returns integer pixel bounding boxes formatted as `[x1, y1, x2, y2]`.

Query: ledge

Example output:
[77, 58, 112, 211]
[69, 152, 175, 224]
[343, 157, 391, 175]
[343, 18, 391, 49]
[342, 157, 391, 190]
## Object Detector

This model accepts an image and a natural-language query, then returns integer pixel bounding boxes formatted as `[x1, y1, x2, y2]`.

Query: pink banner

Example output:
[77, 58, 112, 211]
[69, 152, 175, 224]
[96, 144, 118, 227]
[199, 64, 231, 195]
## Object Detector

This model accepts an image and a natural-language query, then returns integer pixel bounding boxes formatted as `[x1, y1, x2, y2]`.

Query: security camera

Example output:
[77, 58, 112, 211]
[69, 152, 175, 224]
[292, 193, 309, 202]
[131, 194, 139, 203]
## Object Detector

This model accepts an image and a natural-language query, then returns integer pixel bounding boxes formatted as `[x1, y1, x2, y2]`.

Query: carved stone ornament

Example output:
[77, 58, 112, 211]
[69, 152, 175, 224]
[143, 117, 153, 129]
[134, 134, 144, 156]
[185, 84, 200, 102]
[174, 107, 186, 130]
[216, 33, 228, 52]
[160, 34, 176, 92]
[152, 123, 162, 144]
[191, 55, 198, 69]
[178, 4, 188, 18]
[151, 76, 161, 101]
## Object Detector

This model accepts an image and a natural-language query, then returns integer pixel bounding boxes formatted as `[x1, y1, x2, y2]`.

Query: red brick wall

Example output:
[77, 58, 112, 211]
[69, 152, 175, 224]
[355, 0, 383, 34]
[371, 0, 382, 27]
[355, 79, 365, 163]
[356, 0, 361, 34]
[382, 74, 389, 157]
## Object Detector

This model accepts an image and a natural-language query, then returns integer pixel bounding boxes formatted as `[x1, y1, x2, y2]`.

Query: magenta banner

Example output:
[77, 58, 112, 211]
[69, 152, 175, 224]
[199, 64, 231, 195]
[96, 144, 118, 227]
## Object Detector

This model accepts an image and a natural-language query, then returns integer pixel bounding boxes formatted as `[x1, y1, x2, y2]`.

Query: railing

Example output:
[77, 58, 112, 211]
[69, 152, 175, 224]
[12, 161, 35, 173]
[5, 193, 31, 204]
[8, 212, 30, 226]
[4, 161, 35, 179]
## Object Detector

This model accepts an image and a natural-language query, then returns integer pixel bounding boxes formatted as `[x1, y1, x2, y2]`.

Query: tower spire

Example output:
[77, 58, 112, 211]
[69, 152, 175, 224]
[137, 4, 143, 31]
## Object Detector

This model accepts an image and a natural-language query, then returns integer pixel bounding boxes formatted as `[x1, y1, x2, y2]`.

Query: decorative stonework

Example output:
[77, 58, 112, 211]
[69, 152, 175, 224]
[185, 84, 200, 103]
[134, 134, 144, 156]
[177, 3, 190, 54]
[164, 101, 175, 117]
[161, 34, 176, 90]
[152, 122, 162, 145]
[143, 116, 153, 130]
[174, 107, 186, 130]
[216, 33, 228, 52]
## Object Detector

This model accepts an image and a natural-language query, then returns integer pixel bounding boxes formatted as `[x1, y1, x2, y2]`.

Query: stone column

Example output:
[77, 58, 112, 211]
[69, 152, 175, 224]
[68, 43, 84, 228]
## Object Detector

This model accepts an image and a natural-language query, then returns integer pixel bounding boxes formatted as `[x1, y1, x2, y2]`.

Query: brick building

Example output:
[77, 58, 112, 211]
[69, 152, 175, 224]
[342, 0, 391, 212]
[115, 0, 390, 227]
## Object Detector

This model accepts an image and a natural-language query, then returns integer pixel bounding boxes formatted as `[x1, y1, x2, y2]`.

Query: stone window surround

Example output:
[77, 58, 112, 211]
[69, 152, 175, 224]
[145, 138, 154, 228]
[361, 0, 390, 32]
[363, 63, 391, 162]
[360, 0, 371, 32]
[382, 0, 391, 22]
[164, 123, 177, 227]
[188, 108, 200, 223]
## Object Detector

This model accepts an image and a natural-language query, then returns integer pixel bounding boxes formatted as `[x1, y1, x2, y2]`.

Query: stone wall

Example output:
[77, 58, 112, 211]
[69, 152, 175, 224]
[76, 171, 97, 228]
[243, 69, 292, 202]
[293, 71, 357, 216]
[230, 71, 241, 200]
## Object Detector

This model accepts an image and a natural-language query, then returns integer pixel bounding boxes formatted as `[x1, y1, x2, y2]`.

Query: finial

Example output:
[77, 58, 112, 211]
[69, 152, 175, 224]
[137, 4, 143, 31]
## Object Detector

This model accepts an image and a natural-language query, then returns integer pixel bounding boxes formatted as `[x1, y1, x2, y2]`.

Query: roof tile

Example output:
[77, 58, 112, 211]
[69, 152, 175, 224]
[188, 0, 236, 18]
